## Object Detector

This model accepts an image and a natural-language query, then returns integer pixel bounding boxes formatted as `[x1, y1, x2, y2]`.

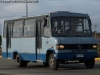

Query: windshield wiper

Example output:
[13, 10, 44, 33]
[54, 34, 86, 37]
[56, 34, 71, 37]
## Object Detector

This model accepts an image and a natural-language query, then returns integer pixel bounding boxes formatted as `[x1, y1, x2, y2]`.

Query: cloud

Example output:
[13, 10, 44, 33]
[91, 15, 100, 26]
[0, 0, 100, 34]
[0, 0, 100, 18]
[3, 4, 26, 12]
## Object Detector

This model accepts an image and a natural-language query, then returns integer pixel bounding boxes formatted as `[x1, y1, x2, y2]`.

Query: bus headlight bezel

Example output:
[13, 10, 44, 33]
[93, 45, 97, 49]
[56, 45, 65, 50]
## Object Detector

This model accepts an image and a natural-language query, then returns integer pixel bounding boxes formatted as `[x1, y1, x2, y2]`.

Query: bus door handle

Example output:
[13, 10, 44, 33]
[46, 41, 48, 44]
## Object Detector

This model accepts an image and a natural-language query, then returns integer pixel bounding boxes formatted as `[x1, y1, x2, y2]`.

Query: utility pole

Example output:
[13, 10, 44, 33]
[25, 0, 39, 17]
[94, 24, 98, 39]
[26, 0, 28, 17]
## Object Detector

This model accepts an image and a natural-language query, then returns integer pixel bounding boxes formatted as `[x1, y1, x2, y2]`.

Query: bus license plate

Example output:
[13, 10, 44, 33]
[76, 54, 84, 57]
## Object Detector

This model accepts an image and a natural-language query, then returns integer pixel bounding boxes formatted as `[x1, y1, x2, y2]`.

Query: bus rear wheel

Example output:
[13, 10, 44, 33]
[84, 59, 95, 69]
[15, 54, 28, 67]
[49, 53, 59, 70]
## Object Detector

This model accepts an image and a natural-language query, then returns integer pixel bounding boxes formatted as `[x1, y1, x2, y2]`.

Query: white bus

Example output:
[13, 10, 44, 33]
[2, 11, 98, 70]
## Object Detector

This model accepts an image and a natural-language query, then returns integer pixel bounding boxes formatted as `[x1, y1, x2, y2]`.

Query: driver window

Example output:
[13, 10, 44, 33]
[60, 21, 64, 33]
[52, 21, 58, 32]
[84, 19, 90, 33]
[77, 26, 82, 32]
[65, 22, 69, 33]
[76, 19, 83, 32]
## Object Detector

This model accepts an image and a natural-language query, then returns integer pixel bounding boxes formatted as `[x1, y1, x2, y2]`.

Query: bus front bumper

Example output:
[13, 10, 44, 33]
[54, 52, 98, 60]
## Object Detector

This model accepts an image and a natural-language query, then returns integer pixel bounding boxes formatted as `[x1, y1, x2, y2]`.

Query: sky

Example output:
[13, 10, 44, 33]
[0, 0, 100, 35]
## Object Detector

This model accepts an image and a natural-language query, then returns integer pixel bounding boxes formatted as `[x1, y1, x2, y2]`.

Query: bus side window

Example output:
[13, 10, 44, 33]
[43, 19, 50, 37]
[84, 19, 90, 33]
[13, 20, 23, 37]
[24, 19, 35, 37]
[3, 22, 7, 38]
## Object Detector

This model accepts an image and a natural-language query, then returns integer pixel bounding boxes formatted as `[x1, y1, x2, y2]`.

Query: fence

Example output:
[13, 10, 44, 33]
[97, 39, 100, 57]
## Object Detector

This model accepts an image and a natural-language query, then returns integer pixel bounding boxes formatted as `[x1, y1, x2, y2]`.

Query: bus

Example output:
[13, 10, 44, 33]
[2, 11, 98, 70]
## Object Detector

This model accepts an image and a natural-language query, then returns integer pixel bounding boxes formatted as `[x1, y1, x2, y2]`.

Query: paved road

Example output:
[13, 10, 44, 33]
[0, 58, 100, 75]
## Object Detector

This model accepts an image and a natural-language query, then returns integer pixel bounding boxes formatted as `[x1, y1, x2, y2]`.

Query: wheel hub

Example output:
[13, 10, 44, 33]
[50, 57, 54, 68]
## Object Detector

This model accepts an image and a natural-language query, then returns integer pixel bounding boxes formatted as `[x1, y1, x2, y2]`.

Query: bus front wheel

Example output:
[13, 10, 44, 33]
[84, 59, 95, 69]
[15, 54, 27, 67]
[49, 53, 59, 70]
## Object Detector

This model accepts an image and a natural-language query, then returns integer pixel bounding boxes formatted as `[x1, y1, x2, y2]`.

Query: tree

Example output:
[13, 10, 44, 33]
[0, 35, 1, 45]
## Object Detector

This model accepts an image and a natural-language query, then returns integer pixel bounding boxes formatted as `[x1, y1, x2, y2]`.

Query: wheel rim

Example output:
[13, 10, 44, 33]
[49, 57, 55, 68]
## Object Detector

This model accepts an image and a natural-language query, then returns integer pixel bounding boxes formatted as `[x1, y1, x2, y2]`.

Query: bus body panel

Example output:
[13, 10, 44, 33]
[2, 38, 8, 58]
[20, 38, 36, 61]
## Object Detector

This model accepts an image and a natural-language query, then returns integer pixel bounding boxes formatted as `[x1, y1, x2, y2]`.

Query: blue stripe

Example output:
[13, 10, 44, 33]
[2, 52, 46, 62]
[2, 52, 12, 58]
[2, 52, 98, 62]
[19, 53, 46, 62]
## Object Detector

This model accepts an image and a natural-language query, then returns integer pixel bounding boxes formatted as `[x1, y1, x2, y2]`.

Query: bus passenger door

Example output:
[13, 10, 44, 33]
[36, 21, 42, 60]
[6, 22, 12, 58]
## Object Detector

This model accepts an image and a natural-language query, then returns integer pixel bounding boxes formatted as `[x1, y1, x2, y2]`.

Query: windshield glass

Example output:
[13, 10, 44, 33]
[51, 17, 92, 37]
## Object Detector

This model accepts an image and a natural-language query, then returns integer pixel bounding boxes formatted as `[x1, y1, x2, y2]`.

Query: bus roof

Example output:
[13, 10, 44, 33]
[50, 11, 90, 18]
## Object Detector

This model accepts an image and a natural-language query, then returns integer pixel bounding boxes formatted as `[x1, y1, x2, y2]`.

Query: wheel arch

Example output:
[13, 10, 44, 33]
[12, 51, 18, 59]
[45, 48, 55, 63]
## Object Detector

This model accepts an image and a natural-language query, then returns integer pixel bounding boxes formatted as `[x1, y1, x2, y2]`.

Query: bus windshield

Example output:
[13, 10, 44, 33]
[51, 17, 92, 37]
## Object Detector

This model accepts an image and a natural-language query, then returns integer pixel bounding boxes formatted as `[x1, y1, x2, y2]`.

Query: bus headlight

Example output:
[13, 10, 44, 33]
[56, 45, 64, 50]
[93, 45, 97, 49]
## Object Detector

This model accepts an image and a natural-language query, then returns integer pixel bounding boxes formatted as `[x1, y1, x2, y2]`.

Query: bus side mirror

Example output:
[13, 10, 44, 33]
[89, 19, 92, 26]
[42, 18, 47, 26]
[90, 21, 92, 26]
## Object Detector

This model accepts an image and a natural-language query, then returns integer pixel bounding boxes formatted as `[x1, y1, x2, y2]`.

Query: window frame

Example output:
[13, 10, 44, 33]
[43, 18, 51, 38]
[23, 18, 35, 37]
[13, 20, 24, 38]
[3, 21, 7, 38]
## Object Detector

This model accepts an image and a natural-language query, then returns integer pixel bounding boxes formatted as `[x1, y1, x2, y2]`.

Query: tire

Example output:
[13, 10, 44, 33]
[84, 59, 95, 69]
[49, 53, 59, 70]
[15, 54, 28, 67]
